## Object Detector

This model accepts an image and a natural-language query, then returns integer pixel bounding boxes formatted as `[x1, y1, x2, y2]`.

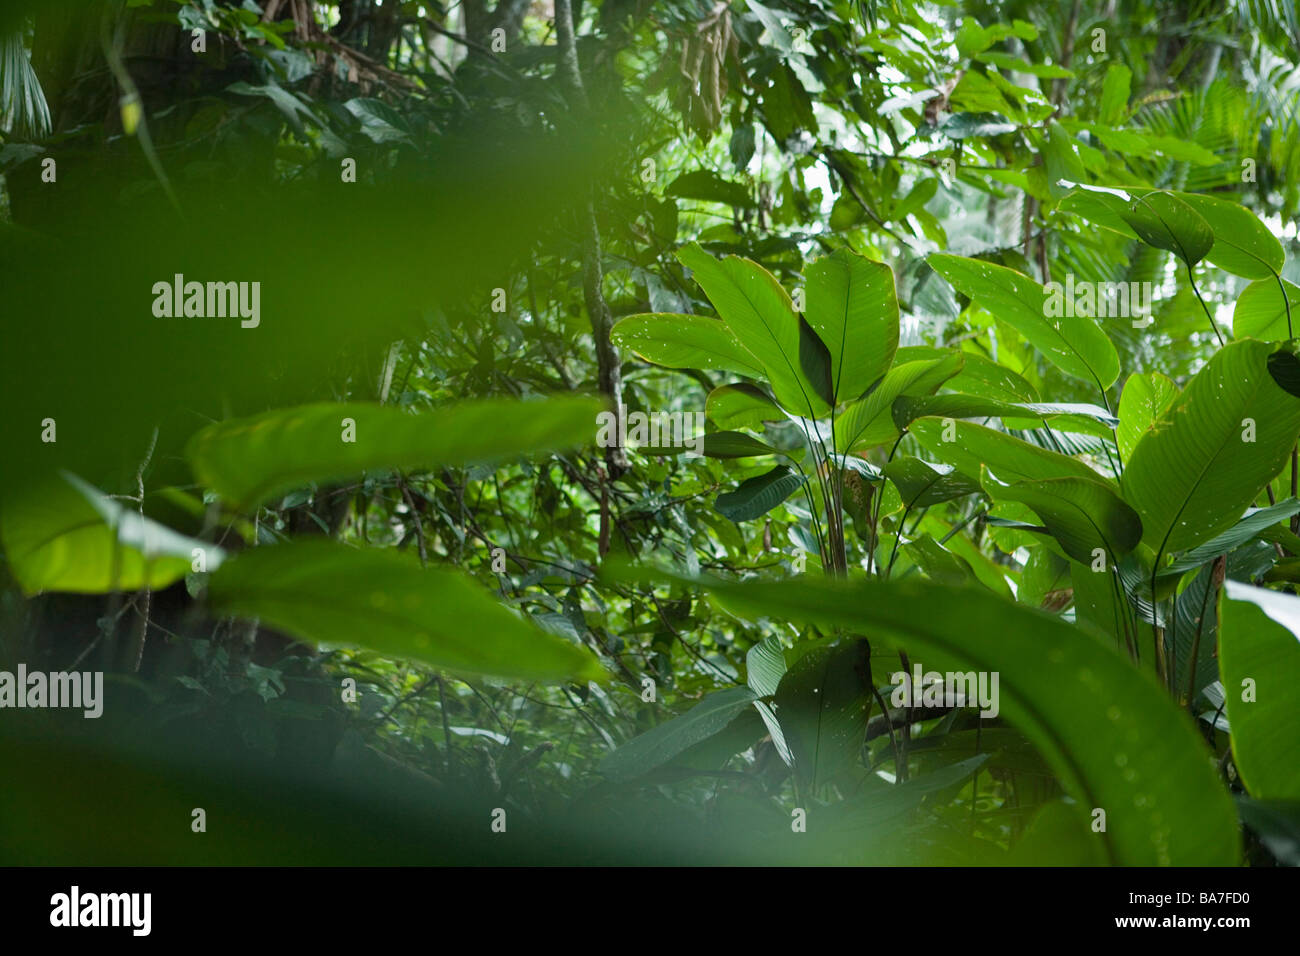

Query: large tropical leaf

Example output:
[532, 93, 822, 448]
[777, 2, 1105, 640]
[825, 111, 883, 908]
[771, 637, 873, 792]
[694, 574, 1238, 865]
[699, 431, 780, 459]
[981, 471, 1142, 565]
[884, 456, 981, 508]
[928, 254, 1120, 388]
[187, 397, 603, 509]
[912, 419, 1106, 485]
[1, 473, 222, 596]
[745, 636, 793, 766]
[705, 383, 781, 429]
[1175, 192, 1285, 279]
[598, 685, 758, 781]
[207, 539, 604, 682]
[714, 465, 805, 522]
[1157, 499, 1300, 581]
[892, 394, 1117, 438]
[745, 635, 787, 697]
[1063, 187, 1280, 278]
[611, 314, 764, 377]
[803, 249, 899, 404]
[1219, 583, 1300, 800]
[895, 346, 1037, 402]
[835, 353, 964, 452]
[1233, 278, 1300, 341]
[1120, 191, 1213, 268]
[1123, 340, 1300, 557]
[677, 243, 827, 416]
[1116, 371, 1179, 464]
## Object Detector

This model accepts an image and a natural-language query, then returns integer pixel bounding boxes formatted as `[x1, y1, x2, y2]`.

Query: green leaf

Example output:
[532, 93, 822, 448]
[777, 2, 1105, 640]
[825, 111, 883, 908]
[1123, 340, 1300, 556]
[695, 574, 1239, 865]
[1098, 64, 1131, 124]
[1069, 557, 1137, 648]
[1116, 372, 1179, 464]
[929, 254, 1120, 388]
[1219, 583, 1300, 799]
[187, 397, 603, 509]
[1176, 193, 1285, 280]
[892, 394, 1118, 434]
[976, 51, 1073, 79]
[343, 97, 412, 144]
[706, 383, 781, 430]
[715, 465, 806, 522]
[1089, 125, 1153, 157]
[753, 699, 794, 767]
[700, 431, 780, 459]
[949, 71, 1012, 114]
[227, 81, 316, 133]
[207, 539, 603, 683]
[1120, 191, 1213, 268]
[803, 249, 899, 404]
[0, 473, 223, 596]
[1157, 499, 1300, 581]
[1144, 136, 1219, 166]
[0, 31, 50, 138]
[599, 685, 758, 781]
[797, 315, 836, 407]
[772, 638, 872, 792]
[820, 755, 991, 839]
[938, 350, 1038, 402]
[1062, 187, 1280, 280]
[938, 112, 1016, 139]
[1008, 801, 1108, 865]
[884, 456, 981, 508]
[903, 534, 976, 586]
[1170, 562, 1231, 699]
[1017, 546, 1071, 608]
[1233, 278, 1300, 341]
[954, 18, 993, 56]
[981, 470, 1142, 565]
[1059, 186, 1142, 238]
[835, 353, 964, 452]
[665, 170, 755, 208]
[1237, 798, 1300, 866]
[762, 64, 815, 141]
[612, 314, 764, 377]
[671, 705, 768, 770]
[746, 635, 787, 698]
[893, 177, 938, 219]
[678, 243, 827, 416]
[912, 419, 1105, 486]
[746, 0, 793, 52]
[729, 124, 756, 171]
[1044, 121, 1087, 199]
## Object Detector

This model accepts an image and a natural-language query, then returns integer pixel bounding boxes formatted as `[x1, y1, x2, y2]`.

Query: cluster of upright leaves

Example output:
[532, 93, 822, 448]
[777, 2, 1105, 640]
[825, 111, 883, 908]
[604, 176, 1300, 862]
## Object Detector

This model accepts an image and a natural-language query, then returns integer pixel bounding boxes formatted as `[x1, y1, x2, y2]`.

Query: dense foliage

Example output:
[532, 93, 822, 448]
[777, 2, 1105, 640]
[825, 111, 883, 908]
[2, 0, 1300, 865]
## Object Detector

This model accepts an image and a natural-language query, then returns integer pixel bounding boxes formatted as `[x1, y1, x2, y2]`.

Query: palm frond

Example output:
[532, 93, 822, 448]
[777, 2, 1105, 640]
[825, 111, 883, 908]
[0, 28, 50, 140]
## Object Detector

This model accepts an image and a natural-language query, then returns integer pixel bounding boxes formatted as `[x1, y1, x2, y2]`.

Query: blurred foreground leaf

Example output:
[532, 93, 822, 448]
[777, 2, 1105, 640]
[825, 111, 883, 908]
[187, 397, 604, 509]
[208, 539, 605, 682]
[0, 472, 221, 595]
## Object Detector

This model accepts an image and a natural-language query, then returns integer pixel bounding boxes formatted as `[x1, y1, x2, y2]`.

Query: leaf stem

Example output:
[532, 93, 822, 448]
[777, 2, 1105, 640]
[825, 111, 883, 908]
[868, 431, 907, 577]
[1186, 261, 1224, 347]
